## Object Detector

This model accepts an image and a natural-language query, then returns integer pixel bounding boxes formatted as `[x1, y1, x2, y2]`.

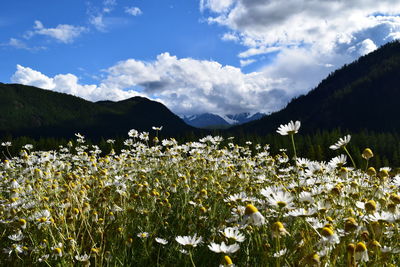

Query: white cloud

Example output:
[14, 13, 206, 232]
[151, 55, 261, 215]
[125, 7, 142, 16]
[200, 0, 400, 99]
[11, 65, 144, 102]
[89, 14, 107, 31]
[26, 20, 86, 43]
[101, 53, 291, 115]
[239, 59, 256, 67]
[11, 54, 293, 115]
[221, 32, 239, 42]
[238, 46, 280, 58]
[200, 0, 234, 13]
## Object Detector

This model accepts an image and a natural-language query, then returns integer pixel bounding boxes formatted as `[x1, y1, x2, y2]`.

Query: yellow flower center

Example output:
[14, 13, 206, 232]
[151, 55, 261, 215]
[277, 201, 287, 208]
[245, 204, 258, 215]
[321, 227, 334, 237]
[355, 242, 367, 252]
[223, 255, 233, 265]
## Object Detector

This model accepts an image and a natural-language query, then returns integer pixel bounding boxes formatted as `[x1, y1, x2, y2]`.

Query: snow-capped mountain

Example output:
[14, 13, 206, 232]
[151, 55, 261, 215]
[183, 112, 265, 129]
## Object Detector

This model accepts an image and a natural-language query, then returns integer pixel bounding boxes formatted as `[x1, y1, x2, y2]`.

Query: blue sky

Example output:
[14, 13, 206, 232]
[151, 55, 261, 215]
[2, 0, 400, 115]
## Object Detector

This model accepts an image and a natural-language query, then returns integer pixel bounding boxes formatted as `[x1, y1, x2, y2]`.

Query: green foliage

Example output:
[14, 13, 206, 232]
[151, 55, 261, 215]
[0, 83, 195, 138]
[232, 40, 400, 134]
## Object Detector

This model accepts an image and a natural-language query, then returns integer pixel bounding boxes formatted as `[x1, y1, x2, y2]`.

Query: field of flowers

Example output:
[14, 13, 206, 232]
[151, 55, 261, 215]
[1, 122, 400, 266]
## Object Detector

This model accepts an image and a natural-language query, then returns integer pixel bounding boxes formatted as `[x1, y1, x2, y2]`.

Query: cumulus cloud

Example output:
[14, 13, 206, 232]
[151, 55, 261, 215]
[125, 7, 142, 16]
[25, 20, 87, 43]
[11, 53, 293, 115]
[201, 0, 400, 94]
[102, 53, 292, 115]
[11, 65, 144, 102]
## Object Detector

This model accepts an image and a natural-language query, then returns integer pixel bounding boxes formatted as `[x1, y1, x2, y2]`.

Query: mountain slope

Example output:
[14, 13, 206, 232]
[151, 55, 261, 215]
[231, 40, 400, 135]
[183, 112, 266, 129]
[0, 83, 195, 138]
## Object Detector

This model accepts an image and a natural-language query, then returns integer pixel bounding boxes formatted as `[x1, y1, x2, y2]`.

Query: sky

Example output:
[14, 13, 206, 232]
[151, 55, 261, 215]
[2, 0, 400, 116]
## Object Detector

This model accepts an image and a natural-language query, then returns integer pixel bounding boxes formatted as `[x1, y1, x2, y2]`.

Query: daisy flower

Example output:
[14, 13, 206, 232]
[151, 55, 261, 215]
[242, 204, 265, 226]
[220, 227, 245, 243]
[355, 242, 369, 262]
[175, 234, 203, 247]
[208, 242, 240, 254]
[276, 121, 301, 135]
[155, 237, 168, 245]
[262, 189, 295, 210]
[329, 135, 351, 150]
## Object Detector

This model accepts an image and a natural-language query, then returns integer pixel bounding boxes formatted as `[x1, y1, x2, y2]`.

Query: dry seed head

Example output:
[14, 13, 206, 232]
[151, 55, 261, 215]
[389, 193, 400, 204]
[344, 217, 358, 232]
[347, 243, 356, 254]
[365, 200, 377, 212]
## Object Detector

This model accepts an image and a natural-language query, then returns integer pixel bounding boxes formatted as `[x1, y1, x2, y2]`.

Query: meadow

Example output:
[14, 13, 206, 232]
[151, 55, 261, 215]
[0, 122, 399, 266]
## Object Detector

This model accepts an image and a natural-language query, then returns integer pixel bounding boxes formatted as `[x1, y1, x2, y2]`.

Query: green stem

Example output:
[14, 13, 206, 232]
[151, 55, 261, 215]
[290, 134, 297, 164]
[343, 146, 356, 169]
[189, 250, 196, 267]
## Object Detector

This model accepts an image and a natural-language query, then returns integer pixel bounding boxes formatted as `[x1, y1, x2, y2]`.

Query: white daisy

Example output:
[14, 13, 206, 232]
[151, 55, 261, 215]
[175, 234, 203, 247]
[208, 241, 240, 254]
[276, 121, 301, 135]
[329, 135, 351, 150]
[220, 227, 245, 243]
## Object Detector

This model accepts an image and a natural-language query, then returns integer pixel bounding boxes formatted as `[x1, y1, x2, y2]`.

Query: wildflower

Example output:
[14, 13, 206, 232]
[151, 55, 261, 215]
[344, 217, 358, 232]
[155, 237, 168, 245]
[367, 167, 376, 176]
[51, 243, 63, 258]
[242, 204, 265, 226]
[329, 135, 351, 150]
[301, 252, 320, 266]
[75, 253, 90, 262]
[18, 218, 27, 229]
[362, 148, 374, 160]
[128, 129, 139, 138]
[152, 126, 163, 131]
[328, 154, 347, 168]
[365, 200, 377, 213]
[220, 227, 245, 243]
[1, 141, 12, 147]
[355, 241, 369, 262]
[8, 231, 24, 242]
[262, 189, 295, 210]
[175, 234, 203, 247]
[137, 232, 149, 239]
[276, 120, 301, 135]
[273, 248, 287, 257]
[271, 221, 289, 238]
[208, 242, 240, 254]
[219, 255, 235, 267]
[320, 227, 339, 244]
[378, 169, 389, 179]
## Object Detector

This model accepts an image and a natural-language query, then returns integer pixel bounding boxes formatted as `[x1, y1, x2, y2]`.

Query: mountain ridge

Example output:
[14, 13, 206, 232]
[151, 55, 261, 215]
[0, 83, 196, 138]
[230, 40, 400, 135]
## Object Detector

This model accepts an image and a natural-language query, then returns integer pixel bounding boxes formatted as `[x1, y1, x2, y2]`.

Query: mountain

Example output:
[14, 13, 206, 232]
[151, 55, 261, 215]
[231, 40, 400, 135]
[183, 112, 265, 129]
[0, 83, 196, 138]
